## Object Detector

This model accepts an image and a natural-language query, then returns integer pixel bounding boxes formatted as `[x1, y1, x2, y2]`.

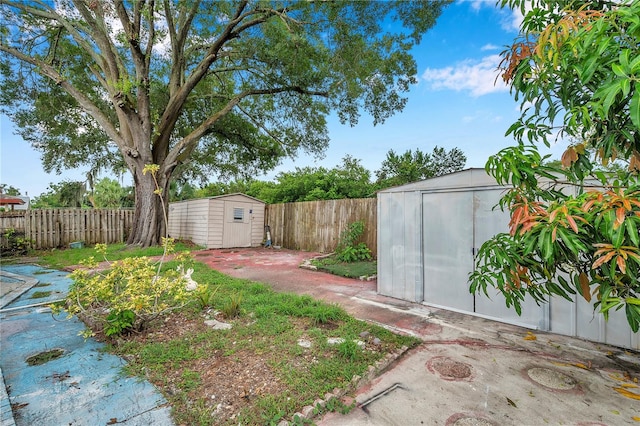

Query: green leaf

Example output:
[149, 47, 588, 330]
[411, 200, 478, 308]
[630, 55, 640, 73]
[625, 304, 640, 333]
[630, 89, 640, 130]
[612, 63, 627, 78]
[612, 225, 625, 248]
[625, 218, 639, 247]
[602, 82, 622, 116]
[619, 49, 631, 71]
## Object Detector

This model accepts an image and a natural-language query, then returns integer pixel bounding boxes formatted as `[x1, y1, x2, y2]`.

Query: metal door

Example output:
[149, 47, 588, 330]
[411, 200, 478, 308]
[472, 189, 546, 329]
[422, 189, 545, 329]
[422, 191, 475, 312]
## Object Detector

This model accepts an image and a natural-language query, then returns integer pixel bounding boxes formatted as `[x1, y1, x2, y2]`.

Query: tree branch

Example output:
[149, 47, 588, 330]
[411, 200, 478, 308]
[162, 85, 328, 174]
[0, 44, 123, 148]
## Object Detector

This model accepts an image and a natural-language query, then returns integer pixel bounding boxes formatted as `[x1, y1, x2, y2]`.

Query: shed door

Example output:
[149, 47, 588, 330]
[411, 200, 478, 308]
[422, 191, 475, 312]
[422, 190, 545, 328]
[472, 190, 546, 328]
[222, 201, 252, 248]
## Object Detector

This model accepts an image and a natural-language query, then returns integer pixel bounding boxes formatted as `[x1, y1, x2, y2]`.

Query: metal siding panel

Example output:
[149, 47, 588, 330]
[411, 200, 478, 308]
[549, 293, 577, 336]
[575, 297, 603, 342]
[422, 191, 474, 311]
[604, 308, 633, 348]
[376, 194, 394, 297]
[404, 191, 422, 302]
[378, 192, 410, 299]
[473, 189, 546, 329]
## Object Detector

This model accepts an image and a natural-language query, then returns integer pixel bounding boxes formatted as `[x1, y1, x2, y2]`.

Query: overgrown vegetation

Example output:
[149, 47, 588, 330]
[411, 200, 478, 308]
[112, 264, 417, 425]
[1, 227, 32, 256]
[41, 245, 417, 424]
[53, 241, 194, 337]
[51, 165, 198, 337]
[335, 221, 372, 263]
[312, 221, 376, 278]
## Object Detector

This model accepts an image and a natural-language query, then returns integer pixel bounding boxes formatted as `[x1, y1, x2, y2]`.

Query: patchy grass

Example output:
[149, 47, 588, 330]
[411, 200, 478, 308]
[68, 258, 416, 425]
[25, 348, 65, 366]
[29, 291, 52, 299]
[36, 241, 198, 269]
[36, 246, 416, 424]
[312, 256, 377, 279]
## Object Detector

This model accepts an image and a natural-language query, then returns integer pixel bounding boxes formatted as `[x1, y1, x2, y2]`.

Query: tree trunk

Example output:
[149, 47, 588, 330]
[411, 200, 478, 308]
[127, 167, 170, 247]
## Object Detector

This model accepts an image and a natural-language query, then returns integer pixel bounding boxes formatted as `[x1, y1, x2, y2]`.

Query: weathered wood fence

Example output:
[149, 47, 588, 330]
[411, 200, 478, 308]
[265, 198, 377, 256]
[1, 200, 378, 254]
[0, 209, 135, 250]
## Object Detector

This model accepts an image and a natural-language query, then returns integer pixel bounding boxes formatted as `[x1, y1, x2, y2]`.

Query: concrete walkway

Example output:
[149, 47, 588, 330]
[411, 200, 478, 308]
[196, 247, 640, 426]
[0, 265, 173, 426]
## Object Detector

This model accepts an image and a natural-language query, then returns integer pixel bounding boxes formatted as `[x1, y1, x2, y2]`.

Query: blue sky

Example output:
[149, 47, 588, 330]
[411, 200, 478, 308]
[0, 1, 565, 198]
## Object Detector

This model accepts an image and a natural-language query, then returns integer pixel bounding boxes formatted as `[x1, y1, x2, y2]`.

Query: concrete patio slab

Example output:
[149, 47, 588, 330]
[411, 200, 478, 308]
[195, 247, 640, 426]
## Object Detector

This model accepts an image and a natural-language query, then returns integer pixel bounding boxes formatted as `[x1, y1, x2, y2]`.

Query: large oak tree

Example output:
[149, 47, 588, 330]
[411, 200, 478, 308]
[0, 0, 449, 246]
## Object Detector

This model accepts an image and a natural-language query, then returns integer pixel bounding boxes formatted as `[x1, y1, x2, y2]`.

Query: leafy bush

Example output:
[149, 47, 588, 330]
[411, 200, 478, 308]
[61, 243, 195, 337]
[335, 221, 372, 262]
[1, 227, 32, 256]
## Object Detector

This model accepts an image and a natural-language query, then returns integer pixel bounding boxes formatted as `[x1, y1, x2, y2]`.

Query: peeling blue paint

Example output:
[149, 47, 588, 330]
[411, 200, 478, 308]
[0, 265, 174, 426]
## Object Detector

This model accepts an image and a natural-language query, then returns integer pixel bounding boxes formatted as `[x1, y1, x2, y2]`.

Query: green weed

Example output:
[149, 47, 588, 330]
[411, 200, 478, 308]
[30, 291, 52, 299]
[221, 292, 243, 319]
[337, 339, 361, 361]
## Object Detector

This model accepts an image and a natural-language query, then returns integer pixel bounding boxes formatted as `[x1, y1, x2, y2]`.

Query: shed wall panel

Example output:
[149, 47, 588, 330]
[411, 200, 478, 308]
[207, 199, 225, 248]
[377, 191, 421, 302]
[169, 194, 265, 249]
[377, 168, 638, 350]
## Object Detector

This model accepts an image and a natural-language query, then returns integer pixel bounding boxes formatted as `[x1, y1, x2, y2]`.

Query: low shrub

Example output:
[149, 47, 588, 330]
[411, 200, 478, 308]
[58, 243, 195, 337]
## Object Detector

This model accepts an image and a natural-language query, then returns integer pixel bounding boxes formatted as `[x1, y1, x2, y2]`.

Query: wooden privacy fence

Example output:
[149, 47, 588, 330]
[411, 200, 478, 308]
[265, 198, 377, 257]
[0, 209, 135, 250]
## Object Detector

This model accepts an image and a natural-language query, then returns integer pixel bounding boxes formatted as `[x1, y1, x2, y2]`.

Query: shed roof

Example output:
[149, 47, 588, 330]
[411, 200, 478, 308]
[377, 168, 501, 193]
[169, 192, 266, 205]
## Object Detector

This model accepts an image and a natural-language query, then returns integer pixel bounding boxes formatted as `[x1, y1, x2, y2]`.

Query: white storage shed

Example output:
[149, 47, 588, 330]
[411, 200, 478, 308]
[168, 193, 265, 249]
[377, 168, 638, 350]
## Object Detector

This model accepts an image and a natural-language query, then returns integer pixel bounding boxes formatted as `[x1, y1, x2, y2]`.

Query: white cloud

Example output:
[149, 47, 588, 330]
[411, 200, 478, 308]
[468, 0, 485, 11]
[421, 54, 508, 97]
[481, 43, 500, 51]
[500, 8, 524, 32]
[462, 0, 526, 33]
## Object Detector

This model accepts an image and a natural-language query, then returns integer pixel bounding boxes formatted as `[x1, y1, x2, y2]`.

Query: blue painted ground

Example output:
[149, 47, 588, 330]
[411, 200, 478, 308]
[0, 265, 174, 426]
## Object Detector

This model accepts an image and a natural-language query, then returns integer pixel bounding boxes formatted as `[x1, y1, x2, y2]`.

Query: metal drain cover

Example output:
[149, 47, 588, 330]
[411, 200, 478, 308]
[526, 367, 577, 390]
[427, 356, 473, 381]
[449, 416, 495, 426]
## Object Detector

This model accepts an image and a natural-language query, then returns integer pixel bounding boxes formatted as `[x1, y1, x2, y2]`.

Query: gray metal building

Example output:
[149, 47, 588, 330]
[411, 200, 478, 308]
[377, 168, 638, 350]
[168, 193, 265, 249]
